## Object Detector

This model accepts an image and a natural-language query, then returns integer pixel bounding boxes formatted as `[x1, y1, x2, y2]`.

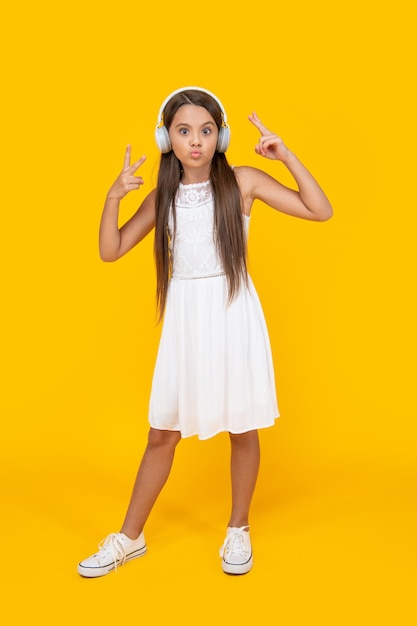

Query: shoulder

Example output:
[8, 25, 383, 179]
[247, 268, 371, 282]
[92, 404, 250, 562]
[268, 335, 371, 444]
[233, 165, 276, 199]
[231, 166, 264, 216]
[232, 165, 255, 185]
[233, 165, 273, 189]
[144, 187, 157, 203]
[232, 165, 300, 217]
[141, 188, 157, 212]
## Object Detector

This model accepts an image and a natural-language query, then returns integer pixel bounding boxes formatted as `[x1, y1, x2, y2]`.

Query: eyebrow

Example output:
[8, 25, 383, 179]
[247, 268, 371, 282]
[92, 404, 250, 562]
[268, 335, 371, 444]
[174, 121, 216, 128]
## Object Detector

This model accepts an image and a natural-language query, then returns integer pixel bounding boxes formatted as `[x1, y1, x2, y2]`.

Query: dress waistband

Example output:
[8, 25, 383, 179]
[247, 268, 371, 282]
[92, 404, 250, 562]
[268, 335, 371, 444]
[172, 272, 226, 281]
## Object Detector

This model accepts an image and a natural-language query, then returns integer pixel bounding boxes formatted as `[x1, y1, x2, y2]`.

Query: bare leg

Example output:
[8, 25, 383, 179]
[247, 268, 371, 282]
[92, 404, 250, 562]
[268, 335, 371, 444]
[228, 430, 260, 528]
[120, 428, 181, 539]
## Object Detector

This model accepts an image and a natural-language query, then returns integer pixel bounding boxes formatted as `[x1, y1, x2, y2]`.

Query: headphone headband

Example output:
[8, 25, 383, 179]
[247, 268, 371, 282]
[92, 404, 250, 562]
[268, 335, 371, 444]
[156, 86, 228, 128]
[155, 86, 231, 153]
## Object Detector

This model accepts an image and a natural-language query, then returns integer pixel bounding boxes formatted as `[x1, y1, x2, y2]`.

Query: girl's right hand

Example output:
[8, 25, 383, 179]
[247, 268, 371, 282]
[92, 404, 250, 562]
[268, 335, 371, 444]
[107, 145, 146, 201]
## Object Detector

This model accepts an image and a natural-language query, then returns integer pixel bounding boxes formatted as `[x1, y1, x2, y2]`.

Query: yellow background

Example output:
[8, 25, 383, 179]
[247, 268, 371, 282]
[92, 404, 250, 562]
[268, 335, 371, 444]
[1, 1, 416, 624]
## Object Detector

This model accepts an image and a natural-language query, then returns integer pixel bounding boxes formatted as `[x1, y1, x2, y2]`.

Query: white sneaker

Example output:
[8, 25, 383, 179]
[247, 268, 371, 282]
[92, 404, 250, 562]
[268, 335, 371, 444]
[219, 526, 253, 574]
[78, 532, 147, 578]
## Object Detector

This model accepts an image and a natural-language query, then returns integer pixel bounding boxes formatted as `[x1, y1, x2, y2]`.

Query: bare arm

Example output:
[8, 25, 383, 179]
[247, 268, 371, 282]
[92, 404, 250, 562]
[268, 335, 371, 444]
[99, 145, 156, 261]
[236, 113, 333, 222]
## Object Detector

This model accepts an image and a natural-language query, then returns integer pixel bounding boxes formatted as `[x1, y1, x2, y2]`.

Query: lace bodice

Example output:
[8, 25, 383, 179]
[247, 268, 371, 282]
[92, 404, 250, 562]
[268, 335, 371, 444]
[169, 180, 249, 279]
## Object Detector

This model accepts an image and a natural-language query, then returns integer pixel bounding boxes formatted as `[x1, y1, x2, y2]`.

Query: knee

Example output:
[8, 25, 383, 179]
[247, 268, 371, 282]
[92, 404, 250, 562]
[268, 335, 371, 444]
[147, 427, 181, 450]
[229, 430, 259, 446]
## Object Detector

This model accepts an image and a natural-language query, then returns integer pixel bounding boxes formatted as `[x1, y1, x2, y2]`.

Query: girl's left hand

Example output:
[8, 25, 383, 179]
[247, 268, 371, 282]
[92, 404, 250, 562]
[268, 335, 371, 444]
[249, 112, 291, 162]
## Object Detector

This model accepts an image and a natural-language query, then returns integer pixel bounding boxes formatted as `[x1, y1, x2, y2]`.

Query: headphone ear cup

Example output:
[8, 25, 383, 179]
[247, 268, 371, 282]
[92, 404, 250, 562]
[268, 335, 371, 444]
[155, 126, 172, 153]
[216, 126, 230, 153]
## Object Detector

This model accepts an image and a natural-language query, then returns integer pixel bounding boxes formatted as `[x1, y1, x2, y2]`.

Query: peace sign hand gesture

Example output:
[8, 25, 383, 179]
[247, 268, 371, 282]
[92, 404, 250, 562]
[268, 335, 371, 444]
[107, 145, 146, 201]
[248, 112, 291, 163]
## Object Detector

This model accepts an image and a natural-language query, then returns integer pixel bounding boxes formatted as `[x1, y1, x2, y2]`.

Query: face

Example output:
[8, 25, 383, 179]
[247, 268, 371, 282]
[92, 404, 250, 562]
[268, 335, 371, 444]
[168, 104, 219, 171]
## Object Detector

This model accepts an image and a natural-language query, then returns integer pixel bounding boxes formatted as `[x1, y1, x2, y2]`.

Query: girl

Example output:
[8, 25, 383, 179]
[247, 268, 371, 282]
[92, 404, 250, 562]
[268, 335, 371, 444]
[78, 87, 332, 578]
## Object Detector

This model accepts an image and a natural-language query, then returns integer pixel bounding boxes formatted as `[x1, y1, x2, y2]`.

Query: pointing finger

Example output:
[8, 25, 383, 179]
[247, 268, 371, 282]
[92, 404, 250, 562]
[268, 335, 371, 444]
[124, 144, 131, 170]
[249, 111, 271, 136]
[130, 155, 147, 173]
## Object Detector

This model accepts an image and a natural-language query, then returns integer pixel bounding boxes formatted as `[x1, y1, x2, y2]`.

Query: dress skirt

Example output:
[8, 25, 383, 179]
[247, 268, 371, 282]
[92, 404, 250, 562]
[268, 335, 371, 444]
[148, 273, 279, 440]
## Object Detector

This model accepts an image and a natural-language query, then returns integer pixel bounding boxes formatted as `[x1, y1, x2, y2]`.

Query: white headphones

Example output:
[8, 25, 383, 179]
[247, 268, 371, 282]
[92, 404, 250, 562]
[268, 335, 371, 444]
[155, 86, 231, 154]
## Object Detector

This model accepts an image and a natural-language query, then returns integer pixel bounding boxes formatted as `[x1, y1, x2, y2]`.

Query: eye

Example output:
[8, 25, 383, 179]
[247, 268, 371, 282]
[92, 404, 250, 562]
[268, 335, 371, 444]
[202, 128, 212, 135]
[179, 128, 188, 135]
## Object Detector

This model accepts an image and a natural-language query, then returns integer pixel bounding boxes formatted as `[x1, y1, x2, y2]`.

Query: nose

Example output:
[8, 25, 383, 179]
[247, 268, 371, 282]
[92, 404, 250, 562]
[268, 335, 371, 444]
[190, 133, 201, 147]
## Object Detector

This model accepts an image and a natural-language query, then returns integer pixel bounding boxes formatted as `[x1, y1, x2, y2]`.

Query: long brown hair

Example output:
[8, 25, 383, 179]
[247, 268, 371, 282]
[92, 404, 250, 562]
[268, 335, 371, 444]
[154, 90, 248, 318]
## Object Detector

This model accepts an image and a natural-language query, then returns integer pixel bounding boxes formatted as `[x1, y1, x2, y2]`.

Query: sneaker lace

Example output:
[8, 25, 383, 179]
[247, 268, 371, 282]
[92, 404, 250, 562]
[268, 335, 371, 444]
[97, 533, 127, 572]
[219, 526, 250, 559]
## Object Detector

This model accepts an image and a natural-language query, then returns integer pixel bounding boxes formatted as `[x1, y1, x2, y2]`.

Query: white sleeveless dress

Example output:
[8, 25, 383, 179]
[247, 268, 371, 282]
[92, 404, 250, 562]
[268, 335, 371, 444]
[148, 180, 279, 440]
